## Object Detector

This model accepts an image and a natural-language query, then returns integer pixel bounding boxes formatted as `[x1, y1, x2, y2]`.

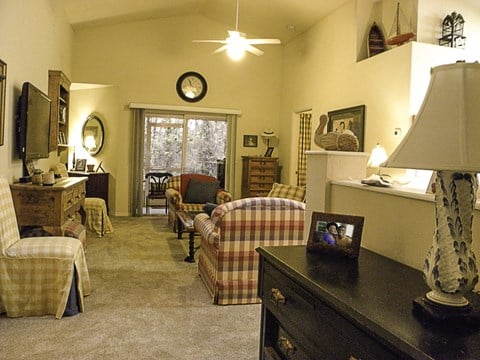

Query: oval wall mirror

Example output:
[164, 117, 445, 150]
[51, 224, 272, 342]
[82, 113, 105, 156]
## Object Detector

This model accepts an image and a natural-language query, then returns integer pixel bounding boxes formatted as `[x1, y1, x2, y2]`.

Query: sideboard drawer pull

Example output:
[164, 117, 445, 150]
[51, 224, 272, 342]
[270, 288, 286, 306]
[278, 336, 296, 356]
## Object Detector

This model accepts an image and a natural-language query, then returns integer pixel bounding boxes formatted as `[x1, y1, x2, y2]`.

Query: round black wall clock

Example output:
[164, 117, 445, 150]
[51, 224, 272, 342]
[176, 71, 207, 102]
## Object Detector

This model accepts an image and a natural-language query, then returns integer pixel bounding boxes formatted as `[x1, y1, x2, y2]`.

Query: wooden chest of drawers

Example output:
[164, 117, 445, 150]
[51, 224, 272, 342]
[10, 177, 87, 235]
[257, 245, 480, 360]
[241, 156, 278, 197]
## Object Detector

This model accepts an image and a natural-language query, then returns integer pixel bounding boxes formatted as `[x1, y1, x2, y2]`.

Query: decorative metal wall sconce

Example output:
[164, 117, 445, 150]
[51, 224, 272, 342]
[439, 12, 466, 48]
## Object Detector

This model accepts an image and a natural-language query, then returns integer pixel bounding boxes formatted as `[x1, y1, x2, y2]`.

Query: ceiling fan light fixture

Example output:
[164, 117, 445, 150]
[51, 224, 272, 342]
[192, 0, 280, 60]
[226, 32, 247, 60]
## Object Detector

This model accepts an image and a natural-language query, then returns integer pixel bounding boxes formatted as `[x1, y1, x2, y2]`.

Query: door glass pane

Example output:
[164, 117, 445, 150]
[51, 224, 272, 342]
[145, 115, 183, 174]
[184, 117, 227, 176]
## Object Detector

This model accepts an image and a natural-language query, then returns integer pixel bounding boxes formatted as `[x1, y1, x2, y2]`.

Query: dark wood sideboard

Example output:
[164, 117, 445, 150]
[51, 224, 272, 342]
[257, 245, 480, 360]
[69, 171, 109, 211]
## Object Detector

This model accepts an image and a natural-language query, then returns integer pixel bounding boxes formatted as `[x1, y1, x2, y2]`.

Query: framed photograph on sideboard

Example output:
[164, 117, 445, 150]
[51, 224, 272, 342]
[306, 211, 364, 259]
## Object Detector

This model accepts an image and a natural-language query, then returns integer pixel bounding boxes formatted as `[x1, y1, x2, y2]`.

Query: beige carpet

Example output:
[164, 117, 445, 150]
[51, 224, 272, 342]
[1, 216, 261, 359]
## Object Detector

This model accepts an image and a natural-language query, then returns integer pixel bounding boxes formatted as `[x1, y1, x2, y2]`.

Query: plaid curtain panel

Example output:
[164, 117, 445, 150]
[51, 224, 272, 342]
[297, 111, 312, 186]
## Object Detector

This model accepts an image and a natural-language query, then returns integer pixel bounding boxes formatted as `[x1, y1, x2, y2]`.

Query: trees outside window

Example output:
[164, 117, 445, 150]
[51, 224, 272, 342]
[144, 113, 227, 178]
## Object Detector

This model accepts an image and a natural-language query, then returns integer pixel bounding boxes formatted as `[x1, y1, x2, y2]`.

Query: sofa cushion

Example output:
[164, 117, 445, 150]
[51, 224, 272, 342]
[184, 178, 219, 204]
[267, 182, 306, 202]
[180, 174, 217, 199]
[203, 202, 217, 216]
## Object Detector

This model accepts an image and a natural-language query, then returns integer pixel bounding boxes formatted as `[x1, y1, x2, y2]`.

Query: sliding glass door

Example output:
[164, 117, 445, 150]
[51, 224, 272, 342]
[144, 112, 228, 177]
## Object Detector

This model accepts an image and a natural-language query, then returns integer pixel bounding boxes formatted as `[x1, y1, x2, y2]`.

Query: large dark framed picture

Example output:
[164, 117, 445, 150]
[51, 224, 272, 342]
[0, 59, 6, 146]
[327, 105, 365, 151]
[306, 211, 365, 259]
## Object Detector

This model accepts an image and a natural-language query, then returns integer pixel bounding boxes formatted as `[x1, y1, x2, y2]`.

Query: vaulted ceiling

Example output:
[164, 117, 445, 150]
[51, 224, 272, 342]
[61, 0, 350, 43]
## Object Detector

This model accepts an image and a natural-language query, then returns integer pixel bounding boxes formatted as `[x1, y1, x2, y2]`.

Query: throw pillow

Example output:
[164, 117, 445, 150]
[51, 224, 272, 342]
[203, 202, 217, 216]
[267, 182, 306, 202]
[184, 178, 219, 204]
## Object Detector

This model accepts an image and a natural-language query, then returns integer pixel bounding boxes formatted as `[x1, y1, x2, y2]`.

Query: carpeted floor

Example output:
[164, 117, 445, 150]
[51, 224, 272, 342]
[1, 216, 261, 359]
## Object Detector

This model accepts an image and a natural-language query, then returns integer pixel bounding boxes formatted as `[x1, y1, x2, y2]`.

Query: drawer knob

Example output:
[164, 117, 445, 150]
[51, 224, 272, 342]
[270, 288, 286, 305]
[278, 336, 295, 355]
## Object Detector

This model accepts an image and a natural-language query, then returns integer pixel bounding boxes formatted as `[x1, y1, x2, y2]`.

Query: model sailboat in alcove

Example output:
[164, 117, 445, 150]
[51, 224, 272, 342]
[386, 2, 415, 46]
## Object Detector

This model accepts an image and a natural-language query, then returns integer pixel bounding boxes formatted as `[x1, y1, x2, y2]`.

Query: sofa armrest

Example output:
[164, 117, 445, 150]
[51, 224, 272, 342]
[166, 188, 182, 204]
[194, 213, 220, 247]
[216, 190, 232, 204]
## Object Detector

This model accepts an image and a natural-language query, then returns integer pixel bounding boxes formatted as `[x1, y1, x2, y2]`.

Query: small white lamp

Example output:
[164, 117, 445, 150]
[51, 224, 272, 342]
[368, 143, 388, 175]
[361, 143, 390, 186]
[383, 62, 480, 319]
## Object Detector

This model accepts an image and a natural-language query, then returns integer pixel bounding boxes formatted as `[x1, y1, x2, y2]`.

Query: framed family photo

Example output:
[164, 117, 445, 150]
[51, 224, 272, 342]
[307, 212, 364, 259]
[327, 105, 366, 152]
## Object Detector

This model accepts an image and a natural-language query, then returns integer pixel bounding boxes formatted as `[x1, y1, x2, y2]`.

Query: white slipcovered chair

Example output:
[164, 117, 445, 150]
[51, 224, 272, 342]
[0, 177, 91, 318]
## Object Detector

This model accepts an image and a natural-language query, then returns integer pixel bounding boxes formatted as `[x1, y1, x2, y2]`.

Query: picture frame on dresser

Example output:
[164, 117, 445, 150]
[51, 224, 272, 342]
[75, 159, 87, 172]
[306, 211, 364, 258]
[264, 147, 274, 157]
[327, 105, 365, 152]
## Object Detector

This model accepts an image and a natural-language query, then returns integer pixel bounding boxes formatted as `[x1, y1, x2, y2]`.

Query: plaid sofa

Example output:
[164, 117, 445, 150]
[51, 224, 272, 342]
[194, 197, 305, 305]
[165, 174, 232, 231]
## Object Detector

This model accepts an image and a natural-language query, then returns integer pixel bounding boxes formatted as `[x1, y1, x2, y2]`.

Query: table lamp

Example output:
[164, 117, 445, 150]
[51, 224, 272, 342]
[361, 143, 390, 186]
[383, 62, 480, 320]
[368, 143, 388, 175]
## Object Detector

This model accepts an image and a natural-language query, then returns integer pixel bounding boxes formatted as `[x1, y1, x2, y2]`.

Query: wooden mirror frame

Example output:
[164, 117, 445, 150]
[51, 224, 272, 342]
[82, 113, 105, 156]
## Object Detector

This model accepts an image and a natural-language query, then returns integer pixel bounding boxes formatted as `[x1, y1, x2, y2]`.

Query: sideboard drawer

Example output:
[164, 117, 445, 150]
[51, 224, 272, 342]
[261, 255, 397, 360]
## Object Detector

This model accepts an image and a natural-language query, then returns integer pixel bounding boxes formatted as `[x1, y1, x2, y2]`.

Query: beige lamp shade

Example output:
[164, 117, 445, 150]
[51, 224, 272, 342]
[383, 62, 480, 172]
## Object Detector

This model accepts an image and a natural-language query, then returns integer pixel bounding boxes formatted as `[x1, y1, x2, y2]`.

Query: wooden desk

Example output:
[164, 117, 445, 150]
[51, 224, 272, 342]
[257, 245, 480, 360]
[10, 177, 87, 235]
[69, 171, 109, 211]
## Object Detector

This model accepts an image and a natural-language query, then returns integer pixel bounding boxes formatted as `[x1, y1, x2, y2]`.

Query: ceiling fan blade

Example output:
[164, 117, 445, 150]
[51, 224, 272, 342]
[193, 39, 227, 44]
[245, 44, 264, 56]
[213, 45, 229, 54]
[246, 38, 281, 45]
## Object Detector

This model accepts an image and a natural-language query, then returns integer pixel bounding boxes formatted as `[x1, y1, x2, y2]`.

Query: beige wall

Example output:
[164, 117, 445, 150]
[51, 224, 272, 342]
[0, 0, 73, 182]
[69, 85, 121, 214]
[71, 14, 283, 215]
[280, 0, 480, 185]
[330, 183, 480, 277]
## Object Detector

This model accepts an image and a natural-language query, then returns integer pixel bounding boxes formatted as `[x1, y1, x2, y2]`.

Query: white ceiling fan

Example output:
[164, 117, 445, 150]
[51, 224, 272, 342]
[193, 0, 281, 60]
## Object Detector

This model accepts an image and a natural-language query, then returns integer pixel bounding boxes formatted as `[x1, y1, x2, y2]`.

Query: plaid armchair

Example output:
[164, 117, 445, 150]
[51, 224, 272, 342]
[194, 197, 305, 305]
[165, 174, 232, 231]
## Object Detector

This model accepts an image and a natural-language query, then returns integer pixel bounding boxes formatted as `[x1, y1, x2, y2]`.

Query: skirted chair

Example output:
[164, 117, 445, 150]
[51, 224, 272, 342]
[194, 197, 305, 305]
[165, 174, 232, 231]
[52, 163, 114, 237]
[0, 177, 91, 318]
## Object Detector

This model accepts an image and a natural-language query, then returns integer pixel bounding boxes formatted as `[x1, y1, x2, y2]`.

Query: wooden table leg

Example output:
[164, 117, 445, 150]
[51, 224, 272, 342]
[184, 231, 195, 263]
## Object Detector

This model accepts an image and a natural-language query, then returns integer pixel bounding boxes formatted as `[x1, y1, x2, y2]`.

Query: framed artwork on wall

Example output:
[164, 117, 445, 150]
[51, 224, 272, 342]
[327, 105, 365, 152]
[0, 59, 6, 146]
[243, 135, 258, 147]
[306, 211, 365, 259]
